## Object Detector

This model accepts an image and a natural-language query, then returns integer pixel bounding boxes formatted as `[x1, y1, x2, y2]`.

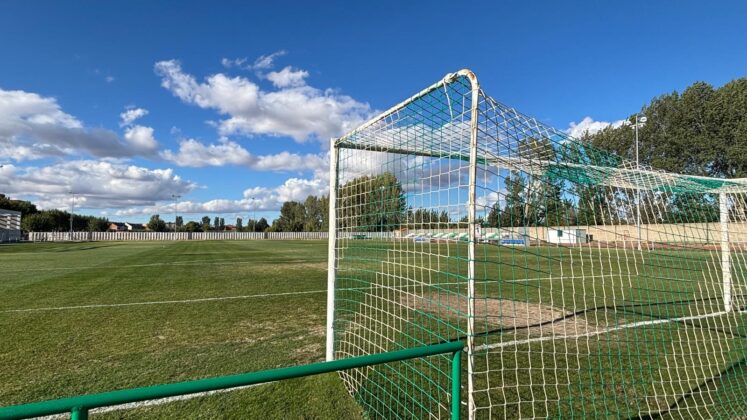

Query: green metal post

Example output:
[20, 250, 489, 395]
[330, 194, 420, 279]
[451, 349, 461, 420]
[70, 406, 88, 420]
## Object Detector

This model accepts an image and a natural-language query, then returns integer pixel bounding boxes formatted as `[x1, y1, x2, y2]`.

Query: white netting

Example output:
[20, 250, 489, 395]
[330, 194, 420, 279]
[330, 70, 747, 419]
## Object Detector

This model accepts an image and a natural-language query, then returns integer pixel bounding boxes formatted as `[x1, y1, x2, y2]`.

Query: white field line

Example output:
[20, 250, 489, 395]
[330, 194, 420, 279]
[2, 258, 268, 273]
[475, 310, 741, 352]
[1, 290, 326, 313]
[36, 382, 274, 419]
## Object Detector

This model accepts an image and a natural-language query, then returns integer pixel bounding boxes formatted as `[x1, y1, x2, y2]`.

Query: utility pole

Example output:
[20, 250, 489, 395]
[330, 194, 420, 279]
[69, 191, 76, 240]
[251, 197, 257, 233]
[172, 194, 181, 231]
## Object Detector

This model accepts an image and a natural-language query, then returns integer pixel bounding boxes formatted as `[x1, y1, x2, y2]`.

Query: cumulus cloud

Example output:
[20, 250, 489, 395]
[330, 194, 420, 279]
[123, 125, 159, 153]
[119, 107, 148, 126]
[566, 116, 626, 138]
[0, 88, 156, 161]
[115, 174, 326, 216]
[266, 66, 308, 88]
[159, 138, 326, 172]
[154, 59, 370, 142]
[0, 160, 195, 210]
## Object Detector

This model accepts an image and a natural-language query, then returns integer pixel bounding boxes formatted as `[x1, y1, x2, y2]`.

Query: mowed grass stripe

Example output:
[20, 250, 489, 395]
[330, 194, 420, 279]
[0, 240, 364, 418]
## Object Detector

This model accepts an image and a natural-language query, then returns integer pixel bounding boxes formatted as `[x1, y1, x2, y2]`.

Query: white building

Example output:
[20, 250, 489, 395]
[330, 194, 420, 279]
[547, 228, 588, 244]
[0, 208, 22, 242]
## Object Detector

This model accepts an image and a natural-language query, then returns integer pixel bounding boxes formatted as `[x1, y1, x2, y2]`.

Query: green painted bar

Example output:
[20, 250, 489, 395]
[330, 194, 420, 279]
[70, 406, 88, 420]
[0, 341, 464, 420]
[451, 349, 461, 420]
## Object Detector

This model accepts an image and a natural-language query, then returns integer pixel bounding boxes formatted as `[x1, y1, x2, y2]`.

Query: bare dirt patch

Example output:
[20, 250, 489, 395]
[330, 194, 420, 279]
[401, 292, 599, 338]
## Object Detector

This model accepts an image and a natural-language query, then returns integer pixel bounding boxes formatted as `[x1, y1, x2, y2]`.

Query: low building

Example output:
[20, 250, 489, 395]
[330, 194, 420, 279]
[108, 222, 127, 232]
[547, 228, 589, 244]
[125, 222, 146, 231]
[0, 208, 22, 242]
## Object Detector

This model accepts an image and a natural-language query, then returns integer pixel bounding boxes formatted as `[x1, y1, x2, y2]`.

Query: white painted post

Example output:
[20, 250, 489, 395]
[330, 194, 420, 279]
[464, 70, 480, 420]
[720, 192, 732, 312]
[326, 138, 339, 361]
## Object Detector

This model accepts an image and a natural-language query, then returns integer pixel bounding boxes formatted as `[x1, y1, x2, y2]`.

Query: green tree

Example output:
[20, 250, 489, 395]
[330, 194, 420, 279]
[339, 172, 406, 232]
[255, 217, 269, 232]
[175, 216, 183, 230]
[213, 216, 220, 231]
[21, 212, 55, 232]
[0, 194, 38, 217]
[236, 217, 243, 231]
[303, 195, 324, 232]
[147, 214, 167, 232]
[272, 201, 306, 232]
[86, 217, 110, 232]
[184, 221, 200, 232]
[201, 216, 211, 232]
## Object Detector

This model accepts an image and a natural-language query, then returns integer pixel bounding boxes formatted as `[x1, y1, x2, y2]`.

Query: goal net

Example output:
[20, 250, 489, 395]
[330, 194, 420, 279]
[327, 70, 747, 419]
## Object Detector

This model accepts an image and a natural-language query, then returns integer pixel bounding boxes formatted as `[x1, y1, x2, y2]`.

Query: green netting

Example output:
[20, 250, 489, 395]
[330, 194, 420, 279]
[331, 70, 747, 419]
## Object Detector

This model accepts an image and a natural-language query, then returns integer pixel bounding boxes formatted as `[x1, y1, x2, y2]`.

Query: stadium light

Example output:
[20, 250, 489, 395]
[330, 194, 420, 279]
[171, 194, 181, 231]
[251, 197, 257, 233]
[68, 191, 76, 240]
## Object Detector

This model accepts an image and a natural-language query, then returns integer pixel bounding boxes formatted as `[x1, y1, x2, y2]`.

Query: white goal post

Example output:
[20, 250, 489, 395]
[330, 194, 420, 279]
[327, 69, 747, 419]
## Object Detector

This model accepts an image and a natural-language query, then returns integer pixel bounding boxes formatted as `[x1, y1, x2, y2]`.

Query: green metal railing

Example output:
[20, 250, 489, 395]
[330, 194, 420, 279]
[0, 341, 464, 420]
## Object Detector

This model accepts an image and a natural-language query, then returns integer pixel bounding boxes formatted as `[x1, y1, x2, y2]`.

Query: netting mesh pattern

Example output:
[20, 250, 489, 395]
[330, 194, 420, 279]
[331, 70, 747, 419]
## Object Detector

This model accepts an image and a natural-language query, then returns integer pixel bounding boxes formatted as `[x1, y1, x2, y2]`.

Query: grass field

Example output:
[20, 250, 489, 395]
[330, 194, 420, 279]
[0, 240, 363, 419]
[334, 239, 747, 418]
[3, 239, 747, 418]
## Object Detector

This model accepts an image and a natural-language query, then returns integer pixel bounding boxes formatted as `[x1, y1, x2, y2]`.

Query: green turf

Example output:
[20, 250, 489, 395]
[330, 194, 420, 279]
[334, 239, 747, 418]
[3, 239, 747, 418]
[0, 240, 363, 419]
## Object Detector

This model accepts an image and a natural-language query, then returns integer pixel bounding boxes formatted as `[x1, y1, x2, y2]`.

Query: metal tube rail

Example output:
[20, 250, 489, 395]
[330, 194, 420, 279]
[0, 341, 464, 420]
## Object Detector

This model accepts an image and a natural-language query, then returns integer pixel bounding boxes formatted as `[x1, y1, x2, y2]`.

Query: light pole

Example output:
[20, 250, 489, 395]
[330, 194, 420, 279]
[172, 194, 181, 231]
[68, 191, 76, 240]
[634, 114, 647, 251]
[251, 197, 257, 233]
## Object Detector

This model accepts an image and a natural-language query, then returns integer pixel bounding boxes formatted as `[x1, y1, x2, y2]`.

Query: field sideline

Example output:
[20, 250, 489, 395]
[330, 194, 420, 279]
[0, 240, 362, 419]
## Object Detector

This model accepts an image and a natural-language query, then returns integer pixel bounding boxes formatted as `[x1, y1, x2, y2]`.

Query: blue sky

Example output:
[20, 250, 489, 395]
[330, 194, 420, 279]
[1, 0, 746, 223]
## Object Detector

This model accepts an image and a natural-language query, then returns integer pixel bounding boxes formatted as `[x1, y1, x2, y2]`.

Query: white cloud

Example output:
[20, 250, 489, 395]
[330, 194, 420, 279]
[115, 174, 326, 217]
[154, 59, 370, 142]
[119, 107, 148, 126]
[160, 138, 326, 172]
[0, 160, 195, 210]
[123, 125, 159, 153]
[266, 66, 308, 88]
[566, 116, 626, 138]
[221, 50, 287, 72]
[0, 88, 153, 161]
[105, 76, 115, 83]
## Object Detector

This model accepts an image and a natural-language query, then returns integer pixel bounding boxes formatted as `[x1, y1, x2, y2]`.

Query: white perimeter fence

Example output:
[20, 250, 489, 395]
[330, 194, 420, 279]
[27, 221, 747, 243]
[28, 231, 397, 242]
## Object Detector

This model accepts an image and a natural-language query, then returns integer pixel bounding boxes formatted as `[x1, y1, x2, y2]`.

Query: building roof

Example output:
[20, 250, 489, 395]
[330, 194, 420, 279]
[0, 208, 22, 216]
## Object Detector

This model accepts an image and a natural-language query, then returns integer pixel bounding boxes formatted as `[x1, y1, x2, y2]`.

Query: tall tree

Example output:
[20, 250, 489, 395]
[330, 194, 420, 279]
[236, 217, 243, 231]
[339, 172, 406, 232]
[272, 201, 306, 232]
[147, 214, 167, 232]
[201, 216, 211, 232]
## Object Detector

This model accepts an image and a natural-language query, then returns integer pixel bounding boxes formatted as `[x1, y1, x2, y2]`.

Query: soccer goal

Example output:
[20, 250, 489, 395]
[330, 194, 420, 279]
[326, 69, 747, 419]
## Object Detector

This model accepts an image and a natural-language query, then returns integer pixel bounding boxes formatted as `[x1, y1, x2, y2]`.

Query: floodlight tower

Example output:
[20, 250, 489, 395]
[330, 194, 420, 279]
[68, 191, 76, 240]
[172, 194, 181, 231]
[250, 197, 257, 233]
